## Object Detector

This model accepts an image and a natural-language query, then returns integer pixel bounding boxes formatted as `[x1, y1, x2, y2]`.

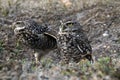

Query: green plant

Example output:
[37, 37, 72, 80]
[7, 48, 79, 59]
[97, 57, 115, 75]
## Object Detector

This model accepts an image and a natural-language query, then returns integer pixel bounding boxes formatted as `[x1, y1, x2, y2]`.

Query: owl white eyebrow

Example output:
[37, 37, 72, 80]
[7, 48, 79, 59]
[58, 32, 69, 34]
[15, 26, 25, 30]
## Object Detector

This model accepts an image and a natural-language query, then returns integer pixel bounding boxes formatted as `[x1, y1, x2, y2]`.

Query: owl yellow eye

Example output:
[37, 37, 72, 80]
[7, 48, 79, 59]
[66, 23, 74, 27]
[68, 23, 73, 27]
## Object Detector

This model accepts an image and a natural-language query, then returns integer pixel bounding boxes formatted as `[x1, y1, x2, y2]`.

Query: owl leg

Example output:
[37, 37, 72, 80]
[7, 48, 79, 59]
[34, 51, 47, 66]
[33, 50, 41, 65]
[34, 52, 40, 64]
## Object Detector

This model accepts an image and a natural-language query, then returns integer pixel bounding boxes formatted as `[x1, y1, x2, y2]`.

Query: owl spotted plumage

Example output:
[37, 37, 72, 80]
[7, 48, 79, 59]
[13, 18, 57, 63]
[57, 21, 93, 63]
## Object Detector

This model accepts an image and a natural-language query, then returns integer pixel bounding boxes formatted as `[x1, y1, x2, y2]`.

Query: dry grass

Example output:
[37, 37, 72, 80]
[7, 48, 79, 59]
[0, 0, 118, 17]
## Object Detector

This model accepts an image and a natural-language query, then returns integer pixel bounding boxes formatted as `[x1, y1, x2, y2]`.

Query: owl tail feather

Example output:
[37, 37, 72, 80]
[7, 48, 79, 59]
[85, 54, 94, 64]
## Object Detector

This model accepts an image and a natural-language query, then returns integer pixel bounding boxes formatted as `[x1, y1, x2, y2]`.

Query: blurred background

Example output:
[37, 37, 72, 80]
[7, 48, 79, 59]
[0, 0, 120, 80]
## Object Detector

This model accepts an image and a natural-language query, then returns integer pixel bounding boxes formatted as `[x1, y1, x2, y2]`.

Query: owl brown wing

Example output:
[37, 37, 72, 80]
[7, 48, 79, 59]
[74, 33, 92, 56]
[44, 29, 57, 40]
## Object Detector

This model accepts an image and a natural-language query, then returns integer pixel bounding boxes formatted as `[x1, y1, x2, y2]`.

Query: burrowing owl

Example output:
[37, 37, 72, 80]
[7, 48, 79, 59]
[13, 18, 57, 63]
[57, 21, 93, 63]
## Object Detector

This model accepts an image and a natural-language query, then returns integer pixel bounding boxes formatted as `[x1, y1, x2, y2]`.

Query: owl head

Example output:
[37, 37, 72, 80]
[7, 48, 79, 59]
[13, 20, 26, 35]
[13, 19, 48, 36]
[59, 21, 82, 33]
